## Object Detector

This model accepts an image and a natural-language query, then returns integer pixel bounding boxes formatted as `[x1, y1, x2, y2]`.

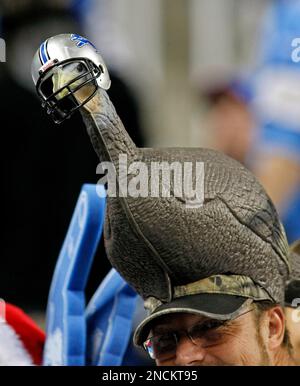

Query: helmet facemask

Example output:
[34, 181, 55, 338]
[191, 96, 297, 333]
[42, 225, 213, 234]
[36, 58, 101, 124]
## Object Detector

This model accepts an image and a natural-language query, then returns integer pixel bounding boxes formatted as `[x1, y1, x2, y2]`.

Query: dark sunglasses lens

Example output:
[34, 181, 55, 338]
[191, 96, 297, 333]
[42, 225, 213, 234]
[144, 333, 177, 360]
[189, 320, 224, 340]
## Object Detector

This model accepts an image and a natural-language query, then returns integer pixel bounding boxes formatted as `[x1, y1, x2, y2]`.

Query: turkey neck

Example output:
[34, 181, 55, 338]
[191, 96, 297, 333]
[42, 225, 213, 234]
[80, 87, 137, 168]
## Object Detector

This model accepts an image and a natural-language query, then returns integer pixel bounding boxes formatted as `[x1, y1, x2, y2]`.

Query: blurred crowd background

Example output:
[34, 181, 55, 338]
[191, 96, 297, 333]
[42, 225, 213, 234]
[1, 0, 300, 321]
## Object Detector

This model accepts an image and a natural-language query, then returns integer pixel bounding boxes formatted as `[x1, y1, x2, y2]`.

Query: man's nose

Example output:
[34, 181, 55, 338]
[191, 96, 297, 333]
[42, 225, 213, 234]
[174, 335, 206, 366]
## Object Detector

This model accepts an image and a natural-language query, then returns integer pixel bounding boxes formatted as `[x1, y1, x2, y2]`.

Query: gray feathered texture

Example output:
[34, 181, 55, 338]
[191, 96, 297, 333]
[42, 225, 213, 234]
[80, 89, 290, 304]
[290, 241, 300, 280]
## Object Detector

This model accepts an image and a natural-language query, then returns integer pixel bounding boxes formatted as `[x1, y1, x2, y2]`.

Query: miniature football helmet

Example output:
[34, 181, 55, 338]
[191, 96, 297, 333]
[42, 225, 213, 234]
[31, 33, 111, 123]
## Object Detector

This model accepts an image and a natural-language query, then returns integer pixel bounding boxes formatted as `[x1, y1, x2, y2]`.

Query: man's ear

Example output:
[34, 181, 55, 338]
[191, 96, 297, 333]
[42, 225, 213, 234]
[266, 306, 285, 351]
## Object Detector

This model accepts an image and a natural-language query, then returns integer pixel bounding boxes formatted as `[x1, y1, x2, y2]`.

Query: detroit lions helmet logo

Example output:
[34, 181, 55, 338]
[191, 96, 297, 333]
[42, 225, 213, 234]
[70, 34, 97, 49]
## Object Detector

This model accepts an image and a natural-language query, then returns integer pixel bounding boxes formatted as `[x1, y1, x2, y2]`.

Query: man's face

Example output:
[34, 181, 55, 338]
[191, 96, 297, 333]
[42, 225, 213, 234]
[149, 311, 271, 366]
[285, 307, 300, 365]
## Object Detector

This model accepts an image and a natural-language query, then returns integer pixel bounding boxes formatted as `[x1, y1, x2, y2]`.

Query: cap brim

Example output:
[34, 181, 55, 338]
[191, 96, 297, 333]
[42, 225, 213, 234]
[134, 293, 252, 346]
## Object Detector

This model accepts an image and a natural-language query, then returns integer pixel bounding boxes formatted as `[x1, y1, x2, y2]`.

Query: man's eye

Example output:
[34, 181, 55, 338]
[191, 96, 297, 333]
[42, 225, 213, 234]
[205, 320, 226, 330]
[156, 333, 175, 347]
[191, 320, 225, 338]
[151, 333, 177, 358]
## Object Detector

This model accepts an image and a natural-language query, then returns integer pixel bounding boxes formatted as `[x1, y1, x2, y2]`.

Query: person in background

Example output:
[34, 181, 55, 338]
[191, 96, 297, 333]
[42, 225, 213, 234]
[204, 1, 300, 244]
[250, 0, 300, 243]
[203, 79, 255, 167]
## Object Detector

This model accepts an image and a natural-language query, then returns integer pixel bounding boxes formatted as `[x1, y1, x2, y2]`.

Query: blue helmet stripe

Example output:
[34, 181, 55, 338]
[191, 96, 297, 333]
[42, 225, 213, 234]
[39, 40, 49, 65]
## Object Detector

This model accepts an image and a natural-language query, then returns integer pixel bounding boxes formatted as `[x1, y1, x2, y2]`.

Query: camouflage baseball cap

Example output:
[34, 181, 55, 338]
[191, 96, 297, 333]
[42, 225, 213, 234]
[134, 273, 274, 346]
[285, 240, 300, 307]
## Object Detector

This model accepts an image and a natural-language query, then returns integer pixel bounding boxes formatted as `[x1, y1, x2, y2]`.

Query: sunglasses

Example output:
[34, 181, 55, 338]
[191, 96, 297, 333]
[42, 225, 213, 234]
[143, 308, 254, 360]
